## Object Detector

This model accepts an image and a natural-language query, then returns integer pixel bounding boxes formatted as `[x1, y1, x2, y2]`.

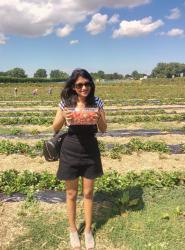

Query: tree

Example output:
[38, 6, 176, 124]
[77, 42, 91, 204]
[0, 71, 7, 76]
[151, 62, 185, 78]
[50, 70, 61, 79]
[34, 69, 47, 78]
[131, 70, 140, 80]
[60, 71, 69, 79]
[6, 68, 27, 78]
[90, 72, 99, 80]
[125, 74, 132, 79]
[97, 70, 105, 79]
[50, 70, 69, 79]
[112, 72, 123, 80]
[91, 71, 124, 81]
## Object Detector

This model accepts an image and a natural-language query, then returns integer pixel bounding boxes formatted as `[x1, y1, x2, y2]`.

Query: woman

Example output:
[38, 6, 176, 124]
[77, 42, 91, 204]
[52, 68, 107, 250]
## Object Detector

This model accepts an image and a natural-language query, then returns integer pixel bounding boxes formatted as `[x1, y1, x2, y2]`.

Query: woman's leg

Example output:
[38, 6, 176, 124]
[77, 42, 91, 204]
[66, 178, 79, 232]
[82, 177, 95, 233]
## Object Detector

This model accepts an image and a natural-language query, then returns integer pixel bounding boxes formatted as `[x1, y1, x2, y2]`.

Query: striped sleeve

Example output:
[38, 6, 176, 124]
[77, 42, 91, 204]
[59, 100, 65, 110]
[95, 96, 104, 109]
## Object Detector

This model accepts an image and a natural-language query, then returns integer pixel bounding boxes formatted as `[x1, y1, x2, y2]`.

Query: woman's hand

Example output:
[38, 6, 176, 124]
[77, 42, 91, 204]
[52, 108, 66, 132]
[96, 108, 107, 133]
[93, 109, 101, 124]
[64, 108, 73, 125]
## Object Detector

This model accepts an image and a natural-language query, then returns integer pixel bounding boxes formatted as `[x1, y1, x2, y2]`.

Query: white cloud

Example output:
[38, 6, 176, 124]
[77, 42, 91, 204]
[70, 40, 79, 45]
[56, 25, 74, 38]
[112, 16, 164, 38]
[86, 13, 108, 35]
[0, 0, 151, 41]
[160, 28, 184, 37]
[0, 33, 8, 45]
[166, 8, 181, 20]
[108, 14, 120, 24]
[78, 0, 151, 9]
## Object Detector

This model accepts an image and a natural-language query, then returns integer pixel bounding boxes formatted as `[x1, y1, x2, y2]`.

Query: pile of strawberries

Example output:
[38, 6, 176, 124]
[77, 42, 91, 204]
[70, 110, 96, 125]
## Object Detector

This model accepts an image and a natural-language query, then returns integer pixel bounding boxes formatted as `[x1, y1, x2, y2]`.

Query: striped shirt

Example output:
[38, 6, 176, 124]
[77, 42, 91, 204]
[59, 96, 104, 110]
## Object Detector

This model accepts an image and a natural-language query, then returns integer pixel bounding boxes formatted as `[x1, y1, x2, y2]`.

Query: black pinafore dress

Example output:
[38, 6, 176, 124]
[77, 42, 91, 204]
[56, 124, 103, 180]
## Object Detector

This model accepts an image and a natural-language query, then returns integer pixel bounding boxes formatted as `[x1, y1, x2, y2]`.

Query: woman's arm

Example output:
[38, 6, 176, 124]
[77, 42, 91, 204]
[52, 108, 66, 133]
[97, 108, 107, 133]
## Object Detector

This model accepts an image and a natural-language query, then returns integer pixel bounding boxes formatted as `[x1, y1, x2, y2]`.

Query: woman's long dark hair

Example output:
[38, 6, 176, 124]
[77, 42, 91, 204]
[61, 68, 96, 107]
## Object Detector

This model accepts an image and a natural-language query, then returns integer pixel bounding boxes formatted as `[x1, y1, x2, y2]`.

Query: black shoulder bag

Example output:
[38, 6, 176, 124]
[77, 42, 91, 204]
[43, 131, 67, 161]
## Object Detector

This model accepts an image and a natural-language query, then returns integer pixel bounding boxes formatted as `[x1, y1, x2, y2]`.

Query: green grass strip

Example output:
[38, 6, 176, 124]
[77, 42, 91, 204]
[0, 169, 185, 196]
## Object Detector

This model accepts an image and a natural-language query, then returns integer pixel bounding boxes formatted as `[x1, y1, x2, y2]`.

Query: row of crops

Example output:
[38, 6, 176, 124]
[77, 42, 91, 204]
[1, 113, 185, 125]
[1, 138, 185, 158]
[2, 98, 185, 107]
[0, 109, 180, 117]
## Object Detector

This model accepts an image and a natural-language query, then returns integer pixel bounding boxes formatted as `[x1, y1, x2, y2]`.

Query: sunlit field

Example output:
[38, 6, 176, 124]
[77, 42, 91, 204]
[1, 78, 185, 250]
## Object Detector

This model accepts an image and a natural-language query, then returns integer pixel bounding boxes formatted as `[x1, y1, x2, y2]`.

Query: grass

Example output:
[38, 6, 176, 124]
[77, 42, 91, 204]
[103, 186, 185, 250]
[1, 78, 185, 102]
[8, 203, 69, 250]
[6, 185, 185, 250]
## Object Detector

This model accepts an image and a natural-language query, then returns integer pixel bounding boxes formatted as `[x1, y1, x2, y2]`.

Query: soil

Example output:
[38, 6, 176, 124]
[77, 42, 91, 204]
[0, 151, 185, 175]
[100, 134, 185, 144]
[108, 121, 185, 130]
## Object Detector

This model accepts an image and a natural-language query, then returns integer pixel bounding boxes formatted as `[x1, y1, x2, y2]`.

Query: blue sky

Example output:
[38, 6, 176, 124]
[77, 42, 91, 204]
[0, 0, 185, 76]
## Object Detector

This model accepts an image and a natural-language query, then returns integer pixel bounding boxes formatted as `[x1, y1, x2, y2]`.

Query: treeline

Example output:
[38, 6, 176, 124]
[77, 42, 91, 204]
[0, 68, 69, 79]
[91, 63, 185, 80]
[0, 68, 70, 83]
[124, 63, 185, 79]
[0, 68, 124, 81]
[0, 62, 185, 83]
[91, 71, 124, 80]
[151, 63, 185, 78]
[0, 76, 65, 83]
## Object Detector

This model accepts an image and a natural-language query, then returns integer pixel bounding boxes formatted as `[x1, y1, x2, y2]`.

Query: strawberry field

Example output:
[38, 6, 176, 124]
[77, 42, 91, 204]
[0, 78, 185, 250]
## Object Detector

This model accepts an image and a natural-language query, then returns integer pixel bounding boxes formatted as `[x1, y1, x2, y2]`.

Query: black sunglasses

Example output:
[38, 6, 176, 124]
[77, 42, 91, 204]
[74, 82, 91, 89]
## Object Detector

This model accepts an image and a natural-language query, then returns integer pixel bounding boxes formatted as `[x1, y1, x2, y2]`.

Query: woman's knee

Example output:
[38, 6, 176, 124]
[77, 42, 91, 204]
[66, 189, 78, 201]
[83, 189, 93, 199]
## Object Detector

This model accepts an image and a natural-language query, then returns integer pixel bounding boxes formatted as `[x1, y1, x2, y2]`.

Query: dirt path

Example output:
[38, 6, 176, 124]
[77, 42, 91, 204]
[100, 134, 185, 144]
[0, 152, 185, 174]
